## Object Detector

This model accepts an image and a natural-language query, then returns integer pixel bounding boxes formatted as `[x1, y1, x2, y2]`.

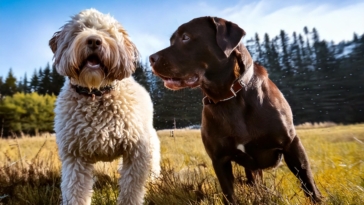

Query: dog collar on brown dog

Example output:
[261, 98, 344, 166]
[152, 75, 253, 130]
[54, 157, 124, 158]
[71, 84, 114, 97]
[203, 79, 246, 105]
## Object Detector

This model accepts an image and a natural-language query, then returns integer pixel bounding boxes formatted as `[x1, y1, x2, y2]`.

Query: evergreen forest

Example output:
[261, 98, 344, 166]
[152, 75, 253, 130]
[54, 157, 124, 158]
[0, 27, 363, 136]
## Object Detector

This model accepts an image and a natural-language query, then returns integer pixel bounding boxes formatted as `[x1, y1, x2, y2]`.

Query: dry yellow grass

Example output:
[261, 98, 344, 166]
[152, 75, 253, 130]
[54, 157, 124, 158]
[0, 123, 363, 204]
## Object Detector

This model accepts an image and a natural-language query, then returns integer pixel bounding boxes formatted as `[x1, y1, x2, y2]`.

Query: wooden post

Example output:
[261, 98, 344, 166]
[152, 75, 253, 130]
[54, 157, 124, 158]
[173, 118, 176, 141]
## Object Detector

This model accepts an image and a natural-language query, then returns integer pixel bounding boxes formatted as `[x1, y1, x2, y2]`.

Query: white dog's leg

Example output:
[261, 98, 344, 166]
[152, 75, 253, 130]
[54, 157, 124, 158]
[60, 155, 94, 205]
[117, 140, 151, 205]
[149, 128, 161, 180]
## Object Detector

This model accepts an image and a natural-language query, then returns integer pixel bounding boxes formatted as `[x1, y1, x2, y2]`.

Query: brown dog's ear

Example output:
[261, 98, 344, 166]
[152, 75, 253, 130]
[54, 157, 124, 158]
[49, 31, 61, 53]
[212, 17, 246, 57]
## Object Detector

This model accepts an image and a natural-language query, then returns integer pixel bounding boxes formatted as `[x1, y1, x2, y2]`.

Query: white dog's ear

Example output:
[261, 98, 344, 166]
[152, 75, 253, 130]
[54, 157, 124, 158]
[113, 37, 140, 80]
[212, 17, 245, 58]
[49, 31, 61, 53]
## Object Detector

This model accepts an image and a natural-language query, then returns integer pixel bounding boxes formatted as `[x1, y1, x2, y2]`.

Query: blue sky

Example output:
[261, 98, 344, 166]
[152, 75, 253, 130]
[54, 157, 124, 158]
[1, 0, 363, 79]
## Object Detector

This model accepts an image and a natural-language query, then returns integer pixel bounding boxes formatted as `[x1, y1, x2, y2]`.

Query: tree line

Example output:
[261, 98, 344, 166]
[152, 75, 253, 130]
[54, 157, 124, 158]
[0, 63, 63, 137]
[0, 26, 363, 136]
[135, 27, 364, 129]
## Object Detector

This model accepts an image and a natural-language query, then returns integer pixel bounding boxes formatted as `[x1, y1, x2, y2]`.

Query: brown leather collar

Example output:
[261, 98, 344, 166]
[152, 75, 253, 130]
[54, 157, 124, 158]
[203, 79, 247, 105]
[71, 84, 114, 97]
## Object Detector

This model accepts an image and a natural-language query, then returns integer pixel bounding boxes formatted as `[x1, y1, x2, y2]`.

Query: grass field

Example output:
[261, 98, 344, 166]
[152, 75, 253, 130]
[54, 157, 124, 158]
[0, 123, 363, 204]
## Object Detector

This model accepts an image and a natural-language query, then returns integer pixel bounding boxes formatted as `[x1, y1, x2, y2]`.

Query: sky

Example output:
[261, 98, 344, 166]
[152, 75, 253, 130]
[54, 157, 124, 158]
[1, 0, 363, 79]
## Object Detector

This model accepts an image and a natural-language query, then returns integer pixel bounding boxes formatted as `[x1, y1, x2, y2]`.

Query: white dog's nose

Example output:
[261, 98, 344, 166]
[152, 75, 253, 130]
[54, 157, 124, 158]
[87, 35, 102, 50]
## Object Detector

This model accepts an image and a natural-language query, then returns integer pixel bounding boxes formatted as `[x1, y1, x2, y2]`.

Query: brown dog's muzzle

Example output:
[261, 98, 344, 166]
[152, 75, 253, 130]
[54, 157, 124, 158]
[149, 53, 159, 68]
[149, 51, 200, 90]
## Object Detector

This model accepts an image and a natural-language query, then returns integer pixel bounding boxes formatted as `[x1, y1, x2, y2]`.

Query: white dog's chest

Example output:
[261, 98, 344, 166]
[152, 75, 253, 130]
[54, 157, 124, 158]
[55, 93, 142, 162]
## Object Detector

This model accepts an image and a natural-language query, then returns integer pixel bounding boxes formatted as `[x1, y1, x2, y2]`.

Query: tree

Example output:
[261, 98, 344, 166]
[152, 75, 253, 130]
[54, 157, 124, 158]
[50, 64, 65, 95]
[38, 63, 52, 95]
[245, 38, 256, 59]
[262, 33, 280, 80]
[298, 34, 313, 72]
[0, 92, 56, 136]
[312, 27, 319, 43]
[353, 33, 359, 42]
[313, 41, 336, 73]
[30, 69, 39, 92]
[2, 68, 17, 96]
[0, 77, 4, 99]
[149, 72, 203, 129]
[279, 30, 293, 75]
[17, 73, 30, 93]
[290, 32, 303, 73]
[133, 61, 151, 92]
[23, 73, 29, 93]
[254, 33, 263, 63]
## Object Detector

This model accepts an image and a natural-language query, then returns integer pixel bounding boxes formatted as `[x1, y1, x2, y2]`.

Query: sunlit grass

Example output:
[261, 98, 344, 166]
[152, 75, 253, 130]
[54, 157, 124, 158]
[0, 124, 363, 204]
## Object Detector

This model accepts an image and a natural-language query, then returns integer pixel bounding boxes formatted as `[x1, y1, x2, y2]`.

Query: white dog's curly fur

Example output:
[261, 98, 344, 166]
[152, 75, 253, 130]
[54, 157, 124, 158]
[49, 8, 160, 205]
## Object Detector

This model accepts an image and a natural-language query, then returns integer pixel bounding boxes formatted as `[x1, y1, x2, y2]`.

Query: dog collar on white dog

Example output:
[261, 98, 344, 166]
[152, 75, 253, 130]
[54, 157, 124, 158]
[71, 84, 114, 97]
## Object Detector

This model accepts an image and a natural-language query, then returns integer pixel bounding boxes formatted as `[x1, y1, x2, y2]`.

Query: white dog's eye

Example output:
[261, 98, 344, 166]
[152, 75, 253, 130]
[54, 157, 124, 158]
[182, 34, 190, 42]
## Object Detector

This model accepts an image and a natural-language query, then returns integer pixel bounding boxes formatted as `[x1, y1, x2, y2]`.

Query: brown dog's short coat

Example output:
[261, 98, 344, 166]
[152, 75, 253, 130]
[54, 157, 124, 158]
[150, 17, 322, 204]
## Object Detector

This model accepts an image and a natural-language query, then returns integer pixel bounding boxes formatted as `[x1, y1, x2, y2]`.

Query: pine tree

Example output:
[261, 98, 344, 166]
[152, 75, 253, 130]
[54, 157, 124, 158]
[298, 33, 312, 71]
[25, 73, 30, 93]
[18, 73, 30, 93]
[262, 33, 280, 80]
[133, 61, 151, 92]
[263, 33, 272, 68]
[302, 26, 314, 70]
[17, 78, 23, 93]
[245, 38, 256, 59]
[347, 34, 364, 122]
[50, 64, 65, 95]
[353, 33, 359, 42]
[312, 31, 335, 73]
[290, 32, 303, 74]
[39, 63, 52, 95]
[30, 70, 39, 92]
[2, 68, 17, 96]
[279, 30, 293, 75]
[37, 68, 44, 93]
[0, 77, 4, 98]
[312, 28, 319, 43]
[254, 33, 263, 63]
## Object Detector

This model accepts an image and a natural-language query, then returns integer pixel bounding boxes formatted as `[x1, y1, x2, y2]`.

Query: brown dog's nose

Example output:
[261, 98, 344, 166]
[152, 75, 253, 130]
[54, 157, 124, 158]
[86, 36, 102, 50]
[149, 53, 159, 67]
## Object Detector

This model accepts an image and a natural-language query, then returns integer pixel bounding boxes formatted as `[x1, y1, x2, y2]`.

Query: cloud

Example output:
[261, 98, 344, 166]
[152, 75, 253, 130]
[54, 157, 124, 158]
[215, 0, 364, 43]
[131, 33, 167, 61]
[129, 0, 364, 60]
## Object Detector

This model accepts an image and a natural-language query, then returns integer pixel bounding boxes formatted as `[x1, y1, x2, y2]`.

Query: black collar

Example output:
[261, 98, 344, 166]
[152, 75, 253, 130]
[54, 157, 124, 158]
[202, 79, 246, 105]
[71, 84, 114, 97]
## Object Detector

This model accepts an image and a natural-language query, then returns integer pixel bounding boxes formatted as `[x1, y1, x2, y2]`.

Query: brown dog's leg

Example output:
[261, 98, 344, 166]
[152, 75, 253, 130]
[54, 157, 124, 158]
[234, 151, 258, 171]
[245, 169, 263, 185]
[212, 158, 237, 205]
[283, 136, 322, 203]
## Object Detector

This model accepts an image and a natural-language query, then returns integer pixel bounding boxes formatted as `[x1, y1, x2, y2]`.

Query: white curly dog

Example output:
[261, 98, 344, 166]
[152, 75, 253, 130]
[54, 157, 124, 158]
[49, 9, 160, 205]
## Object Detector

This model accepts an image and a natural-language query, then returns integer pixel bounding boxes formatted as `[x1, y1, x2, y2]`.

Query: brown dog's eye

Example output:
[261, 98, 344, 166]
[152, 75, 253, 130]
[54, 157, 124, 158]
[182, 34, 190, 42]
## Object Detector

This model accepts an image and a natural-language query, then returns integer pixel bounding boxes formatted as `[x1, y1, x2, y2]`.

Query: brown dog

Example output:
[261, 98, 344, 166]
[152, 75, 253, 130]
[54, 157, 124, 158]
[149, 17, 322, 204]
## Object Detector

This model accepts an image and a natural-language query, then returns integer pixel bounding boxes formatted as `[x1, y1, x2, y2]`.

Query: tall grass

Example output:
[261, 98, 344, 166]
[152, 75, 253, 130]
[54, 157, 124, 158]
[0, 124, 363, 204]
